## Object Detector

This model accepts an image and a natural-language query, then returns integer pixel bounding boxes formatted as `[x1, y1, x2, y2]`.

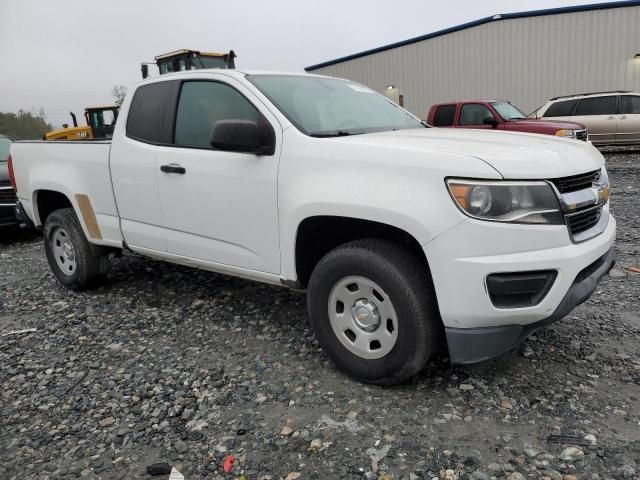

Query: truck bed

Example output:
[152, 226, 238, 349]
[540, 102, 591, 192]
[11, 140, 123, 247]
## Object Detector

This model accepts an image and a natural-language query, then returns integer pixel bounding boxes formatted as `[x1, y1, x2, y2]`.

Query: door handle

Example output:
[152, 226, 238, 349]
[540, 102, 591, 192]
[160, 164, 186, 174]
[607, 116, 616, 120]
[619, 116, 627, 120]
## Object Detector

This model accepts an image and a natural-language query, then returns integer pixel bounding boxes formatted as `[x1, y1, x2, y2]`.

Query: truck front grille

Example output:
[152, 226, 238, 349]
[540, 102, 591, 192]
[575, 130, 588, 141]
[566, 205, 602, 236]
[0, 184, 17, 205]
[550, 170, 599, 193]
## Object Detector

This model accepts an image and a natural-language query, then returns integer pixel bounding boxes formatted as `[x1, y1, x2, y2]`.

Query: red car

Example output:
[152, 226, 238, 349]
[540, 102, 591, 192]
[427, 100, 588, 141]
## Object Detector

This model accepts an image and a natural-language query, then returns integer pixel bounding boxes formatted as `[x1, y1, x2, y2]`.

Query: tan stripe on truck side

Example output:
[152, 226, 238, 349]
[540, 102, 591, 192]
[74, 194, 103, 240]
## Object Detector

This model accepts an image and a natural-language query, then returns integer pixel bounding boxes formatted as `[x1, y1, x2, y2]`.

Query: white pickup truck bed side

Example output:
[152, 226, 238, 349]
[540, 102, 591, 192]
[10, 69, 616, 385]
[13, 141, 123, 247]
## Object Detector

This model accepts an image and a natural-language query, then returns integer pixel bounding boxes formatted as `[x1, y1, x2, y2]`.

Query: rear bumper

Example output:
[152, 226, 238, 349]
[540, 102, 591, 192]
[0, 204, 17, 227]
[445, 246, 616, 364]
[14, 201, 33, 226]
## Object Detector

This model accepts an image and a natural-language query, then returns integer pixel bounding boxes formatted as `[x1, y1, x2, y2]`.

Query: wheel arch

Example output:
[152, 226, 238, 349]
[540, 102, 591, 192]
[292, 215, 432, 290]
[33, 189, 75, 227]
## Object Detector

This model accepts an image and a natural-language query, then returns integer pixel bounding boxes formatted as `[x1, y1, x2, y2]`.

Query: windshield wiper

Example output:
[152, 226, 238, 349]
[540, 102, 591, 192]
[310, 130, 360, 138]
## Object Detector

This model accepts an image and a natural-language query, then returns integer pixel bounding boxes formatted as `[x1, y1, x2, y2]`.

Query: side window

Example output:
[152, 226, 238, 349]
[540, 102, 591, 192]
[432, 105, 456, 127]
[459, 104, 493, 126]
[126, 81, 181, 144]
[620, 95, 640, 114]
[542, 99, 577, 117]
[574, 96, 617, 116]
[174, 81, 260, 148]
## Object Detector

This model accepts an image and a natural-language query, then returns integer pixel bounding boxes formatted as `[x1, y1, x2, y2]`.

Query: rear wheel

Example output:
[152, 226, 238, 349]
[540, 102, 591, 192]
[43, 208, 109, 290]
[307, 239, 441, 385]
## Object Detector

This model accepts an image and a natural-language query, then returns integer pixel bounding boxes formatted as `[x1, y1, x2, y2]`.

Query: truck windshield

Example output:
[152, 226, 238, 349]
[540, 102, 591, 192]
[247, 75, 424, 137]
[491, 102, 526, 121]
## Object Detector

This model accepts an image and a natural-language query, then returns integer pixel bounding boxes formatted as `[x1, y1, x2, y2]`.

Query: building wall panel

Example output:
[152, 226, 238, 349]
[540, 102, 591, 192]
[310, 6, 640, 117]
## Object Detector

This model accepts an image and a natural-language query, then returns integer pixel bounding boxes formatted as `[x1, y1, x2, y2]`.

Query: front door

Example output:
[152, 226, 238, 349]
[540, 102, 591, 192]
[616, 95, 640, 145]
[570, 96, 618, 145]
[156, 77, 282, 274]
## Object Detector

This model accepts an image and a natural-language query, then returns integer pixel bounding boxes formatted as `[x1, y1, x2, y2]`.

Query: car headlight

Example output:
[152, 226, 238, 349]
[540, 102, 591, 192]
[446, 179, 564, 224]
[555, 129, 577, 138]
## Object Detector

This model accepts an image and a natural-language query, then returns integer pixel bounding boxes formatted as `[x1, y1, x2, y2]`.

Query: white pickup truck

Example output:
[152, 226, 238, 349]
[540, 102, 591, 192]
[10, 70, 616, 384]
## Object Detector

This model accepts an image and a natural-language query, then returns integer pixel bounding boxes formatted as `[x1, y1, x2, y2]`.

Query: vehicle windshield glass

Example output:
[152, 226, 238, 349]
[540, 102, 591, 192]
[491, 102, 526, 121]
[0, 137, 11, 161]
[247, 74, 424, 136]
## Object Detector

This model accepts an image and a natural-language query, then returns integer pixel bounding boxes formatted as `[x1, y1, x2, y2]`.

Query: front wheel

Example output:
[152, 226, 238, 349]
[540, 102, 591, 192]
[43, 208, 110, 291]
[307, 239, 441, 385]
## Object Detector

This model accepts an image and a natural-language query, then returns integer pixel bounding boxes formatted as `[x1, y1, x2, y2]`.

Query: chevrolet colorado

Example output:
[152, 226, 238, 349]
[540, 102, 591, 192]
[9, 70, 616, 384]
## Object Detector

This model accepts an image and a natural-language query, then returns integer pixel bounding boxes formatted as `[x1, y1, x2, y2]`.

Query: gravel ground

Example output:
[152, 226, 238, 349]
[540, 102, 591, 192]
[1, 150, 639, 480]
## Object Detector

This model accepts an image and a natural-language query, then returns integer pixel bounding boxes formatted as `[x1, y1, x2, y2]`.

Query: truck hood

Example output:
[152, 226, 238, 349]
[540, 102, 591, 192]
[509, 118, 586, 130]
[337, 128, 604, 179]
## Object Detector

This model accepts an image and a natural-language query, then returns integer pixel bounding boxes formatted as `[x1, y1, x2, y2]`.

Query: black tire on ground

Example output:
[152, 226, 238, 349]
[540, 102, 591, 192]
[43, 208, 110, 291]
[307, 239, 441, 385]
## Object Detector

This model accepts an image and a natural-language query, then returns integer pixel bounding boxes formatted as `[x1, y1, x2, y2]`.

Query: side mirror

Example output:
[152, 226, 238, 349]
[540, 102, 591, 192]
[483, 116, 498, 128]
[141, 64, 149, 79]
[210, 119, 275, 155]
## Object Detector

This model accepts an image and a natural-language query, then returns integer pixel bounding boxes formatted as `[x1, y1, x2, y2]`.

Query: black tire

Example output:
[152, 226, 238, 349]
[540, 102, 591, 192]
[307, 239, 441, 385]
[43, 208, 110, 291]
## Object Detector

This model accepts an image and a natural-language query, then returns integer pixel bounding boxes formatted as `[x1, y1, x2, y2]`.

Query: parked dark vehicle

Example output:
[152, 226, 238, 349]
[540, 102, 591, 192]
[0, 135, 19, 227]
[428, 100, 589, 141]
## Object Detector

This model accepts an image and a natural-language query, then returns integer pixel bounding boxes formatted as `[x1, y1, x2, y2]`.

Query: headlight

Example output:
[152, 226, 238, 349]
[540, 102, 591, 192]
[555, 129, 577, 138]
[447, 179, 564, 224]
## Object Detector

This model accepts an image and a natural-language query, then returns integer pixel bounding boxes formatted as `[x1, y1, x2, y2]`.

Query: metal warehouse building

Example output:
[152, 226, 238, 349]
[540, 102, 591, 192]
[305, 1, 640, 118]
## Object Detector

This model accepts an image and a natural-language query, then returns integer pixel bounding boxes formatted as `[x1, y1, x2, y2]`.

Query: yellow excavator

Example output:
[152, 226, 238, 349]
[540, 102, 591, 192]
[141, 49, 236, 78]
[46, 49, 236, 140]
[45, 106, 120, 141]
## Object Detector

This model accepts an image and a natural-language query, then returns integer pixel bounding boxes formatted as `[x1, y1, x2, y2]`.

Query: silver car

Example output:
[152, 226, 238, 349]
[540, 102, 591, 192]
[532, 91, 640, 146]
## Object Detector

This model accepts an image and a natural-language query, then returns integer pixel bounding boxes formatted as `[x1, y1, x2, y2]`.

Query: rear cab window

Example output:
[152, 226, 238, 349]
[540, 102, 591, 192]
[432, 105, 456, 127]
[126, 81, 181, 144]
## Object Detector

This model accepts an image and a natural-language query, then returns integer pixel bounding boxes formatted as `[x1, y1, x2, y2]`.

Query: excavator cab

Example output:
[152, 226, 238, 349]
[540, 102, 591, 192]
[141, 49, 236, 79]
[45, 106, 119, 141]
[85, 106, 119, 139]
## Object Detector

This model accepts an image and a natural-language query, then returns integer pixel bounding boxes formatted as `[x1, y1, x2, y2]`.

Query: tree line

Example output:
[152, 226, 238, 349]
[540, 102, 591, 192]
[0, 110, 52, 140]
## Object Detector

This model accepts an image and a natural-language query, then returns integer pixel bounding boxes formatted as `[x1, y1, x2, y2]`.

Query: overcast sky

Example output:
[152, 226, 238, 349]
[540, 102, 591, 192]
[1, 0, 585, 127]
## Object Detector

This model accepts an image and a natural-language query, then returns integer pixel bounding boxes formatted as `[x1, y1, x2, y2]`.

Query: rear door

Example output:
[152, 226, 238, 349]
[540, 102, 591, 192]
[570, 96, 618, 144]
[110, 80, 181, 252]
[616, 95, 640, 144]
[457, 103, 500, 130]
[155, 76, 282, 274]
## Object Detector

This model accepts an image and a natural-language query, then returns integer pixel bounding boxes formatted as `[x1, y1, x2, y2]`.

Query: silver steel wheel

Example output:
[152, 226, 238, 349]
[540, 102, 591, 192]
[328, 276, 399, 359]
[51, 227, 77, 276]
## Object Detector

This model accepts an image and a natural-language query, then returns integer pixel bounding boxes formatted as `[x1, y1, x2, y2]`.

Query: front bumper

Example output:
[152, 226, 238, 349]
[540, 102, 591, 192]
[445, 246, 615, 363]
[422, 209, 616, 363]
